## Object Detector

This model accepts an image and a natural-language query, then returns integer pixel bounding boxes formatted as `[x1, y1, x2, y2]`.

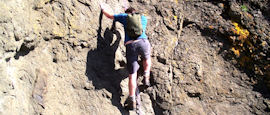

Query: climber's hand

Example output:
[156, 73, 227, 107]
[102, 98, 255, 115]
[100, 3, 105, 10]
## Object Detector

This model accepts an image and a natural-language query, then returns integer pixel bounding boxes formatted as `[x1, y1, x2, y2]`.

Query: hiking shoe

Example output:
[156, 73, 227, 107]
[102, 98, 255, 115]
[125, 96, 136, 111]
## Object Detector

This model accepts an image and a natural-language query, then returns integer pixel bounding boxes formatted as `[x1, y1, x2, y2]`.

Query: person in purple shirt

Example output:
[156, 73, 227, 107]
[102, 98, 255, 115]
[101, 4, 152, 110]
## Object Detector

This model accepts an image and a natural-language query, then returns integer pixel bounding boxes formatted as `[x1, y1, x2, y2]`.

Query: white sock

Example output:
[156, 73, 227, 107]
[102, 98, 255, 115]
[144, 71, 150, 77]
[129, 95, 136, 101]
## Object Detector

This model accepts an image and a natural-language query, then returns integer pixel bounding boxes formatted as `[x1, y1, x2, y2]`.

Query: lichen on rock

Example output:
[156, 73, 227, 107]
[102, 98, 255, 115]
[0, 0, 269, 115]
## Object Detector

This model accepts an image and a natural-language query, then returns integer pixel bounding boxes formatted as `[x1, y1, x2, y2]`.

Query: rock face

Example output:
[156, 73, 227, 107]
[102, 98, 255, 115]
[0, 0, 269, 115]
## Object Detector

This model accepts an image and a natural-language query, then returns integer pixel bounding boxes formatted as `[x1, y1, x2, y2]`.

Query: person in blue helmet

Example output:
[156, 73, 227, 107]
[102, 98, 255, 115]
[100, 4, 152, 110]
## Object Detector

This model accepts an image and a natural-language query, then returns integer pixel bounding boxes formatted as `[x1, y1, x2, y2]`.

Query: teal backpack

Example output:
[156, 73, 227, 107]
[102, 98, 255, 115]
[126, 13, 143, 40]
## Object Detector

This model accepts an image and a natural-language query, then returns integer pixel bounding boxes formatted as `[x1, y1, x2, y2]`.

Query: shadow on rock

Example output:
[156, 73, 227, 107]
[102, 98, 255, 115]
[85, 11, 129, 115]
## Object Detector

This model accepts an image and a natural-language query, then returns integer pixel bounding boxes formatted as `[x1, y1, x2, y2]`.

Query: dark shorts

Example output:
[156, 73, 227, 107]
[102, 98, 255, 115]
[126, 39, 151, 74]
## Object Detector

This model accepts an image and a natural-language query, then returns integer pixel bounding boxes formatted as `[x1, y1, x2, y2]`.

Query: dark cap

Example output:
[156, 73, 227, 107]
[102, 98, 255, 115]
[125, 7, 136, 13]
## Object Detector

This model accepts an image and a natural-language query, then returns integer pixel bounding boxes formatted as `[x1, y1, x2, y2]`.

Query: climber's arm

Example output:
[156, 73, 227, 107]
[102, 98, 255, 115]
[100, 3, 114, 19]
[102, 9, 114, 19]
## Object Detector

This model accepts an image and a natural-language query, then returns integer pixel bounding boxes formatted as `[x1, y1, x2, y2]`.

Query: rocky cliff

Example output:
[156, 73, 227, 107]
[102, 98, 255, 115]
[0, 0, 269, 115]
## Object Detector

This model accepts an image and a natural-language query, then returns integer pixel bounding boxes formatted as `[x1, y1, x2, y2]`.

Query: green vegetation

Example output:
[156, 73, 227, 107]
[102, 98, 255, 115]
[241, 5, 248, 12]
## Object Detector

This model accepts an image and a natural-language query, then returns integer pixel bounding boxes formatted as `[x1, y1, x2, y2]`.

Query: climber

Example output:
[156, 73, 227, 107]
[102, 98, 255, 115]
[100, 3, 152, 110]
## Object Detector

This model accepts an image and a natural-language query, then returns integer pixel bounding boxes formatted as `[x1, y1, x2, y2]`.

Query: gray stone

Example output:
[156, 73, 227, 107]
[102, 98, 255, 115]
[0, 0, 269, 115]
